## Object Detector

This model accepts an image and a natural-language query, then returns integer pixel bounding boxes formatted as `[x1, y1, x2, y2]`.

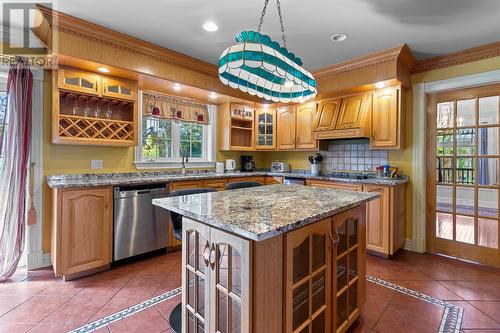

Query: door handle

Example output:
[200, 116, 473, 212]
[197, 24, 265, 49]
[209, 243, 216, 270]
[203, 241, 211, 267]
[329, 230, 340, 246]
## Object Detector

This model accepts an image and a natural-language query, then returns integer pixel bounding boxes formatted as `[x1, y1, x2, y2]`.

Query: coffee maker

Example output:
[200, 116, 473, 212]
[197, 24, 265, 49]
[240, 155, 255, 172]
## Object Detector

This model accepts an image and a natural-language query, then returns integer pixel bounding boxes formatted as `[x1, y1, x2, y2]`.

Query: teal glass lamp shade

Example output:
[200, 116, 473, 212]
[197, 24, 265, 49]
[218, 31, 317, 103]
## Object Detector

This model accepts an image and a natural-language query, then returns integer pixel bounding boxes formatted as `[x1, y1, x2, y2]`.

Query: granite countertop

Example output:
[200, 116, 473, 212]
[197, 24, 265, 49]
[153, 184, 378, 241]
[46, 170, 408, 188]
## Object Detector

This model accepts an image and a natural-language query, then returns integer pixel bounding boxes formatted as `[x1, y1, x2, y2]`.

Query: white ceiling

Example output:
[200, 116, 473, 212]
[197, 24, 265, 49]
[56, 0, 500, 71]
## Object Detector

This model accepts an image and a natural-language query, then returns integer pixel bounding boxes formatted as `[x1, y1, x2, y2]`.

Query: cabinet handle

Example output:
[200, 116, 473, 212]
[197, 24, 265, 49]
[203, 242, 211, 267]
[209, 243, 216, 270]
[329, 230, 340, 246]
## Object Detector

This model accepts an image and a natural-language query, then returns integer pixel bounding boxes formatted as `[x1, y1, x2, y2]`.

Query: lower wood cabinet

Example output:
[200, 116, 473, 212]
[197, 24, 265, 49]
[51, 186, 112, 280]
[202, 178, 228, 191]
[306, 180, 406, 257]
[182, 218, 251, 333]
[284, 205, 366, 333]
[265, 176, 284, 185]
[170, 180, 204, 191]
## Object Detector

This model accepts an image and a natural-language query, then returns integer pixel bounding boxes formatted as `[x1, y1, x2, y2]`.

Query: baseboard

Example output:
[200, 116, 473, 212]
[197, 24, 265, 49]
[42, 252, 52, 268]
[403, 239, 413, 251]
[27, 250, 43, 270]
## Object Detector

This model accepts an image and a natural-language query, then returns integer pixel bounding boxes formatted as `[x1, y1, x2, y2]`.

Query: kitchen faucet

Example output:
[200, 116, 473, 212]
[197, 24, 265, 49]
[181, 149, 189, 174]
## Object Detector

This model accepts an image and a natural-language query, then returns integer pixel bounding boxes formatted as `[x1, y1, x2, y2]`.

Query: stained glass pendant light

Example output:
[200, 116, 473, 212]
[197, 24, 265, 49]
[218, 0, 317, 103]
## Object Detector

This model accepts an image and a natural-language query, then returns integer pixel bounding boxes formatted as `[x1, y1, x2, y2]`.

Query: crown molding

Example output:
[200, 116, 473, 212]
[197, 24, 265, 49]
[412, 41, 500, 74]
[36, 5, 218, 77]
[312, 44, 416, 80]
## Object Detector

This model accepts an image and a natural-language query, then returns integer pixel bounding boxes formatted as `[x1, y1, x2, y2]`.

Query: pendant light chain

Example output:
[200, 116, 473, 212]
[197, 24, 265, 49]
[256, 0, 287, 48]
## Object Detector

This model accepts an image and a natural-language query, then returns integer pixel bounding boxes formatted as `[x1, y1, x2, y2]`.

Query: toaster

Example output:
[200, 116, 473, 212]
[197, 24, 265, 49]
[271, 161, 290, 172]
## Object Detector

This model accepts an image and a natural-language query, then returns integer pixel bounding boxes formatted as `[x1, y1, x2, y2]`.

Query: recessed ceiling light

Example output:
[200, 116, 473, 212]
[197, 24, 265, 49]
[331, 33, 348, 42]
[202, 21, 218, 32]
[284, 80, 294, 88]
[173, 83, 182, 91]
[375, 81, 386, 89]
[209, 92, 218, 99]
[97, 67, 110, 73]
[262, 104, 269, 108]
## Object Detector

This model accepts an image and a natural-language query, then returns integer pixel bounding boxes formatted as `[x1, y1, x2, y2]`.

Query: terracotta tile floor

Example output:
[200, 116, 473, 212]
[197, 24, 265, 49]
[1, 250, 500, 333]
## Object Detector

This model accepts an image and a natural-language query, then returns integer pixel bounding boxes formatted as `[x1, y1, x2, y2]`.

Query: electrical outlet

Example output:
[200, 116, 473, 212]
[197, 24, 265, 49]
[91, 160, 103, 170]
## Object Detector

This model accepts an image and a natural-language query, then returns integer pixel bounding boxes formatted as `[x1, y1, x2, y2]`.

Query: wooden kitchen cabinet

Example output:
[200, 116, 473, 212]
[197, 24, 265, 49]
[336, 93, 370, 130]
[277, 106, 297, 150]
[51, 186, 112, 280]
[219, 103, 255, 151]
[102, 77, 136, 101]
[182, 218, 251, 333]
[306, 179, 362, 192]
[255, 108, 276, 150]
[314, 98, 342, 132]
[57, 68, 101, 95]
[296, 102, 318, 150]
[202, 178, 228, 191]
[265, 176, 284, 185]
[371, 86, 403, 149]
[169, 180, 203, 191]
[363, 184, 405, 257]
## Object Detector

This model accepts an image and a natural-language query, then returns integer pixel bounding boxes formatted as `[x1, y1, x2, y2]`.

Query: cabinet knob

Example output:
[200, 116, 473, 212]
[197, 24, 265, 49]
[203, 242, 211, 267]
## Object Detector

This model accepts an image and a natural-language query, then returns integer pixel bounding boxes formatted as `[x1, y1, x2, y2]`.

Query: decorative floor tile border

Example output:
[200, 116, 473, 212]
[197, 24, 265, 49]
[69, 287, 182, 333]
[367, 275, 464, 333]
[71, 277, 463, 333]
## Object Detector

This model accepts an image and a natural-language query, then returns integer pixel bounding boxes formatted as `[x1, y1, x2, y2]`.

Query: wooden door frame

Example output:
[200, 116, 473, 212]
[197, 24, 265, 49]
[412, 69, 500, 253]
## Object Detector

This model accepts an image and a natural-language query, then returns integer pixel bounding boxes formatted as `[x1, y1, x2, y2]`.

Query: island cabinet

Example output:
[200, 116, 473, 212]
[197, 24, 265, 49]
[182, 218, 251, 333]
[285, 205, 366, 333]
[51, 186, 113, 280]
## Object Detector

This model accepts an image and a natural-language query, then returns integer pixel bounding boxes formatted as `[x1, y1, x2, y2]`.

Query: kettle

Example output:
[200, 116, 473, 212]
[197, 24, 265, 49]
[225, 159, 236, 172]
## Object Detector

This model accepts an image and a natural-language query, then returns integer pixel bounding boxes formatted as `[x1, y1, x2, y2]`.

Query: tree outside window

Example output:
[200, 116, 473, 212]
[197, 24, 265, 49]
[180, 122, 203, 158]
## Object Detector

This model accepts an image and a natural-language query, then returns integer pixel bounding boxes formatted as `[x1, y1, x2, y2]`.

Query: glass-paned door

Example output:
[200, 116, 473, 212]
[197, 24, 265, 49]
[255, 108, 276, 150]
[427, 84, 500, 266]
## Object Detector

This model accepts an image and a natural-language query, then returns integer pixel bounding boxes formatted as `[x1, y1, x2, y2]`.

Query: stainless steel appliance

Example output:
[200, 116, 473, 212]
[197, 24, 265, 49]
[241, 155, 255, 172]
[271, 161, 290, 172]
[283, 177, 305, 185]
[113, 183, 169, 261]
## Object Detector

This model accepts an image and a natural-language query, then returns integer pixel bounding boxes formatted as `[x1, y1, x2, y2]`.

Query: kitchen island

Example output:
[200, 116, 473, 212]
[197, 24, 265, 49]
[153, 184, 378, 333]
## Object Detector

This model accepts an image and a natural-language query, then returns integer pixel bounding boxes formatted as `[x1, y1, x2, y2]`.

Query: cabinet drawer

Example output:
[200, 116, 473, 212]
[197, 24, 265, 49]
[306, 179, 362, 191]
[170, 180, 203, 191]
[202, 178, 228, 191]
[265, 176, 284, 185]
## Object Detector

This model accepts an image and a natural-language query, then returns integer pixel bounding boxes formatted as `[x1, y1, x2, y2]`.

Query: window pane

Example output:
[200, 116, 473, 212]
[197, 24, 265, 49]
[478, 158, 499, 186]
[192, 124, 202, 141]
[436, 185, 453, 212]
[437, 130, 454, 156]
[456, 215, 474, 244]
[479, 96, 499, 125]
[437, 157, 454, 184]
[436, 213, 453, 240]
[142, 117, 172, 159]
[456, 128, 474, 156]
[456, 158, 474, 185]
[192, 142, 202, 158]
[180, 123, 190, 141]
[457, 99, 475, 127]
[478, 188, 498, 218]
[437, 102, 454, 128]
[478, 127, 498, 156]
[478, 218, 498, 249]
[456, 187, 475, 215]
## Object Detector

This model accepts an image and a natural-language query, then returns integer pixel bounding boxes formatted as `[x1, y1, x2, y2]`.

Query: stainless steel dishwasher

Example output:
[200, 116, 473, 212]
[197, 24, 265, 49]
[113, 183, 169, 261]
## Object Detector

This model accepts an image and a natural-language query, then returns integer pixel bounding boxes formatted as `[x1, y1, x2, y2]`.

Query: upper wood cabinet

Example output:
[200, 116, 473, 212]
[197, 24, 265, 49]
[51, 187, 112, 280]
[58, 68, 101, 95]
[371, 86, 402, 149]
[218, 103, 255, 151]
[255, 108, 276, 150]
[336, 93, 370, 130]
[296, 103, 318, 150]
[314, 98, 342, 131]
[277, 106, 296, 150]
[102, 77, 136, 101]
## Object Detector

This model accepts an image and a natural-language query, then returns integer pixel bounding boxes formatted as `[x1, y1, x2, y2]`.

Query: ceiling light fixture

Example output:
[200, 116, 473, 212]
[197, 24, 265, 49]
[97, 67, 110, 73]
[375, 82, 386, 89]
[209, 92, 218, 99]
[331, 33, 348, 42]
[203, 21, 218, 32]
[218, 0, 317, 103]
[173, 83, 182, 91]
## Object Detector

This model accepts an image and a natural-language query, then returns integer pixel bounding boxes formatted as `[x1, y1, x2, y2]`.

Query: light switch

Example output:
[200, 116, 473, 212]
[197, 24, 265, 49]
[91, 160, 103, 169]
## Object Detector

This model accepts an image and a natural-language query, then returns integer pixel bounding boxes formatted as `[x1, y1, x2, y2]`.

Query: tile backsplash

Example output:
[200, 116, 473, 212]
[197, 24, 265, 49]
[322, 142, 388, 172]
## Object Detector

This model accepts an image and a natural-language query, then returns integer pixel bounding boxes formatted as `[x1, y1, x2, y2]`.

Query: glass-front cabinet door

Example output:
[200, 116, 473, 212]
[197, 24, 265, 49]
[209, 228, 251, 333]
[182, 219, 211, 333]
[255, 108, 276, 150]
[332, 206, 366, 333]
[285, 218, 331, 333]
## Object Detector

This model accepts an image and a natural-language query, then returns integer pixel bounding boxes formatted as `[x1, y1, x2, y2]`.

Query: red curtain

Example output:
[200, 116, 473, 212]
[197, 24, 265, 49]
[0, 59, 33, 282]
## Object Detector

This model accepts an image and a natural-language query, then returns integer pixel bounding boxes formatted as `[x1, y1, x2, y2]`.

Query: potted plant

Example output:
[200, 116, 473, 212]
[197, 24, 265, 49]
[308, 153, 323, 175]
